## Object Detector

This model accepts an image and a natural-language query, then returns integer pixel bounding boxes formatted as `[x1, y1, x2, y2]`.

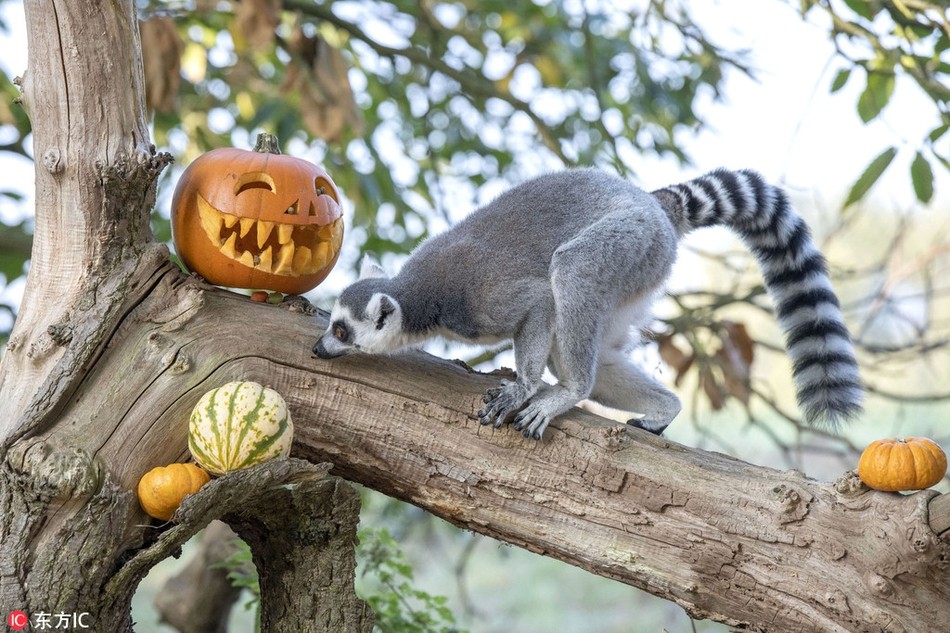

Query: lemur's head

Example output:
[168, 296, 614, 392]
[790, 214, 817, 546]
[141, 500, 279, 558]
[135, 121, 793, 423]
[313, 257, 409, 359]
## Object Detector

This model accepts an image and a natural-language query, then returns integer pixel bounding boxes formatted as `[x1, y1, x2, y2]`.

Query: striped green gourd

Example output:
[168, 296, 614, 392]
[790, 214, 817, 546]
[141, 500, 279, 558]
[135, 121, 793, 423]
[188, 381, 293, 475]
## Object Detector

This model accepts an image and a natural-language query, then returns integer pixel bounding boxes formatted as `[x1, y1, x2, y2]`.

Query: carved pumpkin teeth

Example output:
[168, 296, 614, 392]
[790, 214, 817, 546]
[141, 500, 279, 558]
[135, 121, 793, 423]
[316, 218, 343, 243]
[258, 246, 273, 273]
[293, 246, 312, 272]
[220, 233, 238, 259]
[239, 218, 255, 238]
[277, 223, 294, 245]
[312, 241, 330, 271]
[257, 220, 275, 249]
[331, 218, 343, 249]
[274, 241, 295, 275]
[195, 193, 340, 276]
[197, 195, 222, 238]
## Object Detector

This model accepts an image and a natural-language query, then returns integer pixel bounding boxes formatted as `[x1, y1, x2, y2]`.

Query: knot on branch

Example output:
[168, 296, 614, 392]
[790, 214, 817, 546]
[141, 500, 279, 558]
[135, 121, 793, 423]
[865, 571, 896, 599]
[773, 483, 813, 524]
[42, 148, 63, 174]
[97, 144, 173, 190]
[833, 469, 867, 496]
[278, 293, 318, 316]
[47, 321, 73, 346]
[5, 437, 102, 500]
[96, 145, 173, 245]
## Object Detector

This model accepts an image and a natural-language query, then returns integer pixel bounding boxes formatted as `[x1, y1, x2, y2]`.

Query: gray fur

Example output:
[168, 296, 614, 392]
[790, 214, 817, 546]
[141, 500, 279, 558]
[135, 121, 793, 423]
[314, 168, 863, 439]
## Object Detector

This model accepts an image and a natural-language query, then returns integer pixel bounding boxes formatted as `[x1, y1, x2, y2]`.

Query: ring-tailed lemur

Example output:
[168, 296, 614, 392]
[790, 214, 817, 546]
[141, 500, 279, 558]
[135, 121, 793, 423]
[314, 168, 863, 439]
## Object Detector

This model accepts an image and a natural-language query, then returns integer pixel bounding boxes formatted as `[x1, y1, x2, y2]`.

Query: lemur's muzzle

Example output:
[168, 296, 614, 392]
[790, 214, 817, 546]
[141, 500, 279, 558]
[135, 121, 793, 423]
[313, 333, 352, 359]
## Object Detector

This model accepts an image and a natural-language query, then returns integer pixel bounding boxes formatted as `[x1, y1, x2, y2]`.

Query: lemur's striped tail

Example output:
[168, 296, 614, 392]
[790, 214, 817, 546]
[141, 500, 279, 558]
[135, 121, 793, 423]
[653, 169, 863, 427]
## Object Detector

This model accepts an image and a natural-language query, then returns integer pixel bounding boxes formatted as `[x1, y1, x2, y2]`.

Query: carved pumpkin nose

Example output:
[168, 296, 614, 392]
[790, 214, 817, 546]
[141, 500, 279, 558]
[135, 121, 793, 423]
[171, 133, 344, 294]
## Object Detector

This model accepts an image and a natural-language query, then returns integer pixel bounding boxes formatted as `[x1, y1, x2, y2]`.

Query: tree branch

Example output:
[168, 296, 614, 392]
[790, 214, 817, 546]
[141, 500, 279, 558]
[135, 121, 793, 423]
[107, 458, 373, 632]
[75, 272, 949, 632]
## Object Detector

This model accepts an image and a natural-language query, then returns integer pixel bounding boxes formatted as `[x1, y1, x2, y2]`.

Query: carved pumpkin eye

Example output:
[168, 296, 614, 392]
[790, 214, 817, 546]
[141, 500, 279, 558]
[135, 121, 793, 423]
[315, 177, 339, 202]
[235, 172, 276, 195]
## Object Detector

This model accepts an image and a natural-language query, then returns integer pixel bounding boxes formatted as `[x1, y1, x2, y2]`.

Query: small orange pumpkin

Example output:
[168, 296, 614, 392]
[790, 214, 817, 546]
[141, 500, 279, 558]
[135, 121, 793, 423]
[171, 133, 344, 294]
[137, 463, 211, 521]
[858, 437, 947, 491]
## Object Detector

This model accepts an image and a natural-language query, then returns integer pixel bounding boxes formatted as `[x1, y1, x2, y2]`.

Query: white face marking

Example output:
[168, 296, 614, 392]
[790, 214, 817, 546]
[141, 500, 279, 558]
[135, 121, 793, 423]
[316, 294, 422, 358]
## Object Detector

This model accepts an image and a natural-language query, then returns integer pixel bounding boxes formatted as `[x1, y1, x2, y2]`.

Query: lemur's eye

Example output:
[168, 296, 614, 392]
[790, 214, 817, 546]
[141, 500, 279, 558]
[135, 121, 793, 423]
[332, 321, 348, 341]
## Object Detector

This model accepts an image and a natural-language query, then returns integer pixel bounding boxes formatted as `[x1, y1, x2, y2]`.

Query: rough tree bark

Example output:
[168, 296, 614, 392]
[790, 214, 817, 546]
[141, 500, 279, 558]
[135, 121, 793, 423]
[0, 2, 947, 633]
[0, 2, 370, 631]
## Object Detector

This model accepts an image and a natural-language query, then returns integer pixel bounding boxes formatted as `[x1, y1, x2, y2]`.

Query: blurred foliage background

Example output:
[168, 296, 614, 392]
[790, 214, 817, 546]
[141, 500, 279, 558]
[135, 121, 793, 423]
[1, 0, 949, 631]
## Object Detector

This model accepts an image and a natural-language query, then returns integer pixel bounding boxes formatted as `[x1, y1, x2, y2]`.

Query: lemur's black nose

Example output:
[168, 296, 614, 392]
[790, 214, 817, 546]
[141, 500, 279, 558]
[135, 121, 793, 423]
[313, 336, 348, 359]
[312, 337, 334, 359]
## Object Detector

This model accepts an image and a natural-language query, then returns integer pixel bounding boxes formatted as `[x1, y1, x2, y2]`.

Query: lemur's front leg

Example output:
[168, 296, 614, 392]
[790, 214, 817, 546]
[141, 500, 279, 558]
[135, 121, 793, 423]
[478, 303, 553, 428]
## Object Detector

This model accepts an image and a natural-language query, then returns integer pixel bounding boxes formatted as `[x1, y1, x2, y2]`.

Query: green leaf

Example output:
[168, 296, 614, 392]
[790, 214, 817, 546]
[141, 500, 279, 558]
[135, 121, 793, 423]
[830, 68, 851, 94]
[937, 32, 950, 55]
[0, 252, 26, 283]
[0, 220, 32, 282]
[910, 152, 934, 204]
[857, 71, 895, 123]
[843, 0, 875, 20]
[844, 146, 897, 208]
[928, 124, 949, 143]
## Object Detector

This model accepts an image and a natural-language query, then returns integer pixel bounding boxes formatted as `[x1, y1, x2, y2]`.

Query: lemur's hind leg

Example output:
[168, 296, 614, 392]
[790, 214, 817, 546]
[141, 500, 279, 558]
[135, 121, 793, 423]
[515, 221, 645, 438]
[589, 346, 681, 435]
[515, 210, 677, 440]
[478, 294, 554, 428]
[586, 307, 681, 435]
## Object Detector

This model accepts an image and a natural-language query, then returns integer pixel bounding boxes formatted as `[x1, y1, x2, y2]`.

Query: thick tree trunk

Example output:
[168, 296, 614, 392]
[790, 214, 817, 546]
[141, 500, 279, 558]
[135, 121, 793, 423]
[0, 1, 370, 631]
[0, 0, 170, 627]
[0, 2, 947, 633]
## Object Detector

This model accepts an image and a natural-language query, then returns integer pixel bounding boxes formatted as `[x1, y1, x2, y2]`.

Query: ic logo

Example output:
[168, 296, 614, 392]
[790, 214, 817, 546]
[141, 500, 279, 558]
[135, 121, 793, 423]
[6, 611, 28, 631]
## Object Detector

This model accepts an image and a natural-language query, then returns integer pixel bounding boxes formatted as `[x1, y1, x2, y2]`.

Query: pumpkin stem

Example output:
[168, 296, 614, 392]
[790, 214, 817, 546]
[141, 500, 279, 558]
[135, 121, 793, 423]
[253, 133, 282, 155]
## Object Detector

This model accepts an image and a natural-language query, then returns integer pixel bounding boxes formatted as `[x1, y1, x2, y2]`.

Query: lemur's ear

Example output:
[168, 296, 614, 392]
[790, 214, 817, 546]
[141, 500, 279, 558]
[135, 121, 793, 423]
[369, 293, 397, 330]
[359, 255, 388, 280]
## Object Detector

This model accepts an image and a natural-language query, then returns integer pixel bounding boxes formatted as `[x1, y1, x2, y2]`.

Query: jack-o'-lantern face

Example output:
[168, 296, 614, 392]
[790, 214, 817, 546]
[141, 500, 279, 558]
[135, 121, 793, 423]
[171, 134, 344, 294]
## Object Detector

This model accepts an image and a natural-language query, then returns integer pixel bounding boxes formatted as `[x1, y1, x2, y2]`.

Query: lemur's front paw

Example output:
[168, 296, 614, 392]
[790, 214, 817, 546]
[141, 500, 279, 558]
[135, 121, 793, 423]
[514, 400, 555, 440]
[478, 379, 528, 428]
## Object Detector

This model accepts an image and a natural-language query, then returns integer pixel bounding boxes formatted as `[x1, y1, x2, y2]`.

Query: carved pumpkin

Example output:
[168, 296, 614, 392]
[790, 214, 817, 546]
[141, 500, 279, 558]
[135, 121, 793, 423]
[171, 133, 344, 294]
[137, 463, 211, 521]
[858, 437, 947, 491]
